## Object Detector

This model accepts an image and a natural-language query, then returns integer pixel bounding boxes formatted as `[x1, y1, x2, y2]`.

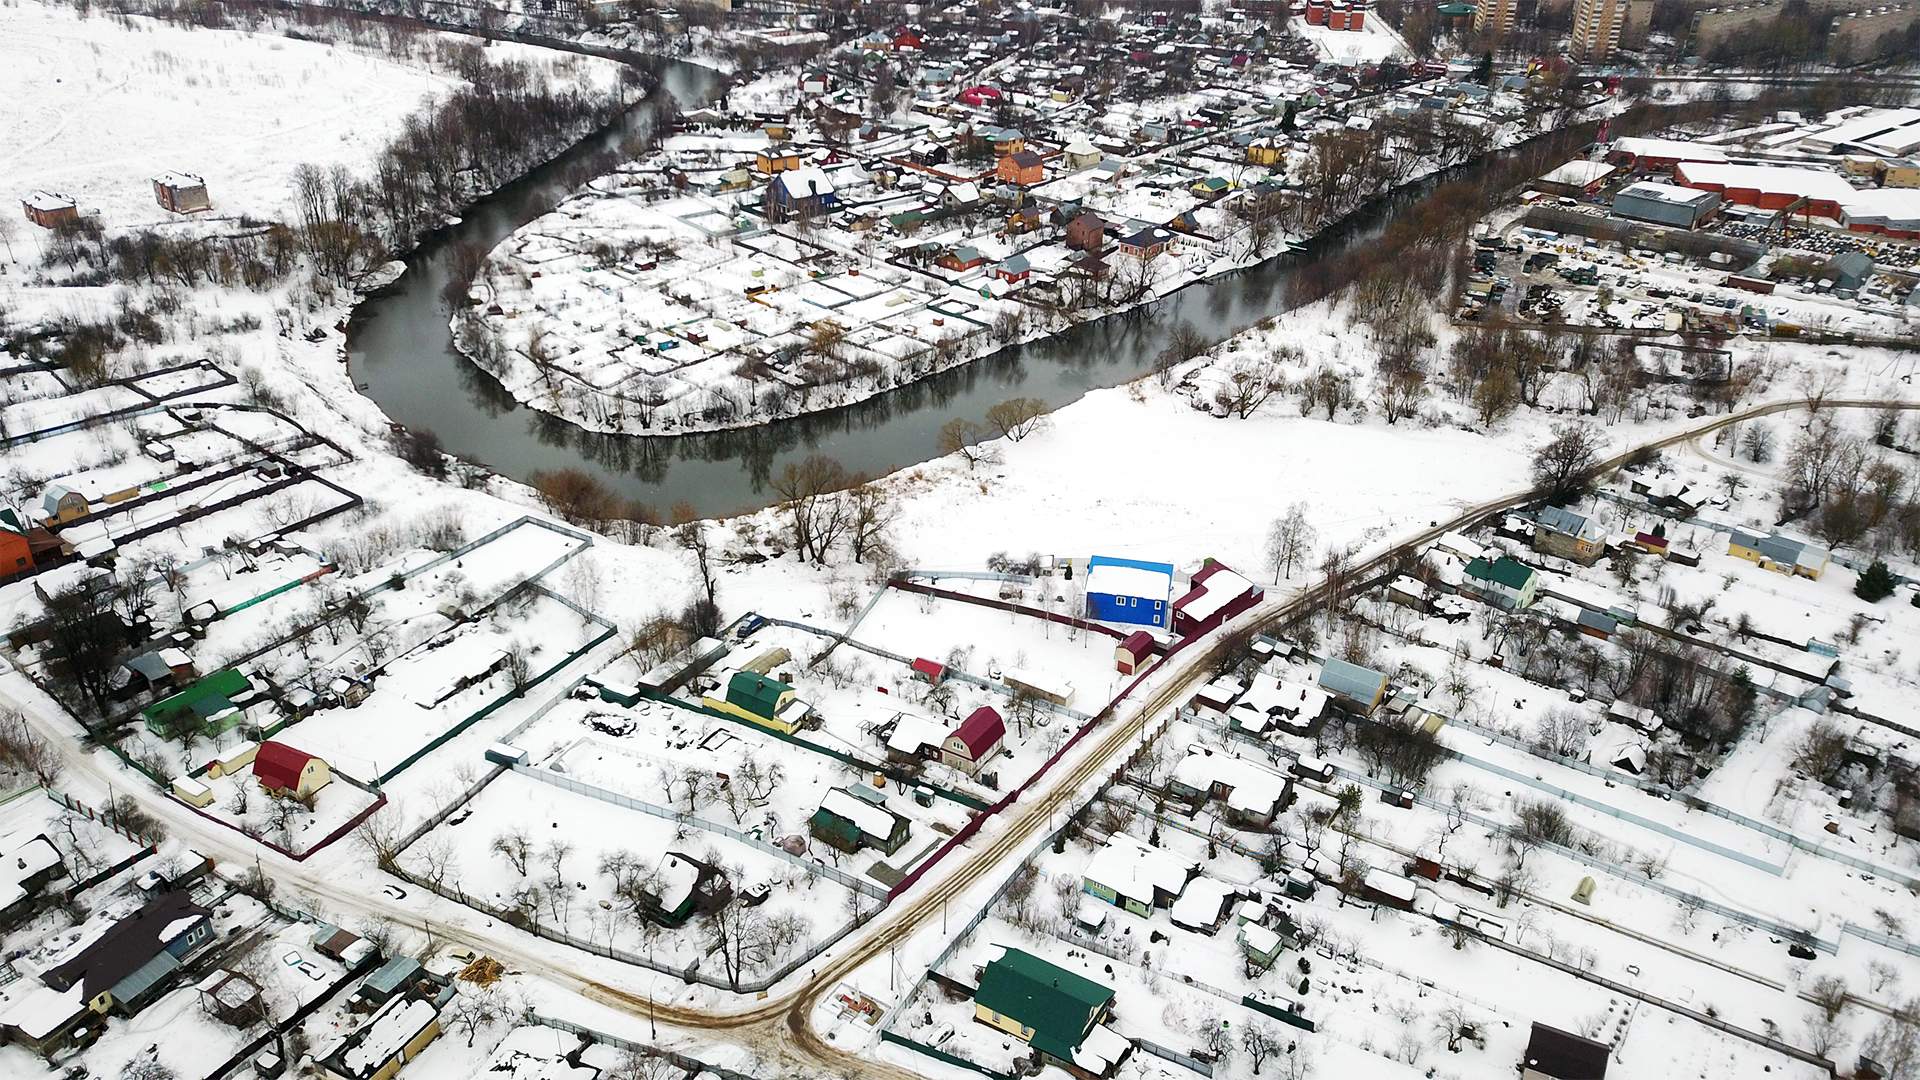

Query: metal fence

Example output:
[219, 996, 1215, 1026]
[508, 762, 891, 902]
[1135, 1038, 1214, 1077]
[528, 1013, 771, 1080]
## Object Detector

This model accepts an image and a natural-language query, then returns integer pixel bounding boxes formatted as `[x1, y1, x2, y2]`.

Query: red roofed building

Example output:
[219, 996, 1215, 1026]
[959, 86, 1002, 108]
[1115, 631, 1155, 676]
[253, 741, 331, 799]
[911, 657, 947, 685]
[1171, 561, 1263, 638]
[943, 706, 1006, 775]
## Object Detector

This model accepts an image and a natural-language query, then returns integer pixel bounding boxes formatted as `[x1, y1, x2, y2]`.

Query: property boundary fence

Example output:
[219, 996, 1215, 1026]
[507, 761, 890, 901]
[529, 1013, 771, 1080]
[375, 584, 616, 783]
[0, 361, 235, 448]
[757, 613, 1093, 724]
[386, 851, 872, 992]
[1135, 1038, 1213, 1077]
[879, 1031, 1017, 1080]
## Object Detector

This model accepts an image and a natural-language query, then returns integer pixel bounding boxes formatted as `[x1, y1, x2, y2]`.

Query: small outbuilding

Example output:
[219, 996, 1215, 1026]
[152, 173, 212, 214]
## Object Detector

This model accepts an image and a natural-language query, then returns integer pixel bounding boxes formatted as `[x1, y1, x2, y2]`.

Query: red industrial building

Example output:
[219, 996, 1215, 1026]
[1671, 162, 1859, 220]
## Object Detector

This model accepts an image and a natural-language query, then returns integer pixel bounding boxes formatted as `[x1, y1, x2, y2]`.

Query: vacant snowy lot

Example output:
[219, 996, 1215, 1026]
[0, 2, 613, 225]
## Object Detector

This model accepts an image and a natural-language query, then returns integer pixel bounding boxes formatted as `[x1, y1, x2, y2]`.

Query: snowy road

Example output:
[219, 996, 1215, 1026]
[8, 394, 1920, 1077]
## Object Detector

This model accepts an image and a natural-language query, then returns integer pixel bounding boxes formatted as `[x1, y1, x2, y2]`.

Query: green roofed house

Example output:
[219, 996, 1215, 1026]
[974, 947, 1131, 1077]
[1462, 556, 1538, 610]
[142, 668, 252, 738]
[702, 670, 809, 734]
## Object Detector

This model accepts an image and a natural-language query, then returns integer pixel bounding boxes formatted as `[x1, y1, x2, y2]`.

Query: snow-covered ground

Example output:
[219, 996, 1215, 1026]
[0, 2, 608, 225]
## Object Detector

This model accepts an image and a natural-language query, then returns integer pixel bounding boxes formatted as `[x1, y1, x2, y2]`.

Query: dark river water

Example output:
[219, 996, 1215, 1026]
[348, 60, 1497, 517]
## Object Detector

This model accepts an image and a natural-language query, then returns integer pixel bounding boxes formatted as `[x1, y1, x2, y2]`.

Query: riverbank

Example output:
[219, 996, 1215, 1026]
[448, 104, 1570, 438]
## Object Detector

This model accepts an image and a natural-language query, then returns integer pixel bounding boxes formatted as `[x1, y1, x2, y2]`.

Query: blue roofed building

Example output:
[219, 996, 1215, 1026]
[1085, 556, 1175, 628]
[1317, 659, 1388, 715]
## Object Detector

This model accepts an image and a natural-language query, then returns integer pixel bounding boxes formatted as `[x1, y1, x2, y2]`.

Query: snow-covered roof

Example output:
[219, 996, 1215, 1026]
[1610, 136, 1727, 163]
[1, 834, 62, 908]
[23, 190, 74, 212]
[1175, 563, 1256, 623]
[886, 712, 947, 756]
[340, 998, 438, 1079]
[1086, 556, 1173, 600]
[1238, 921, 1281, 954]
[151, 171, 205, 188]
[1541, 159, 1615, 187]
[1363, 867, 1418, 903]
[652, 853, 701, 914]
[775, 167, 836, 198]
[1171, 751, 1290, 814]
[819, 787, 899, 840]
[1676, 162, 1858, 203]
[1618, 180, 1718, 207]
[1083, 835, 1193, 903]
[0, 982, 84, 1039]
[1168, 875, 1236, 930]
[1074, 1024, 1132, 1073]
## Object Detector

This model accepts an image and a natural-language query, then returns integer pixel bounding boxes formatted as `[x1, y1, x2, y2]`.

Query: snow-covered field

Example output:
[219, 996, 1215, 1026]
[0, 1, 620, 225]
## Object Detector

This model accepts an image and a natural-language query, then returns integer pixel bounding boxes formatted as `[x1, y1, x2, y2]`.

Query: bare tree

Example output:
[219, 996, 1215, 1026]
[939, 418, 996, 470]
[1241, 1022, 1281, 1074]
[1531, 421, 1603, 502]
[491, 828, 532, 876]
[1263, 503, 1317, 583]
[984, 397, 1050, 442]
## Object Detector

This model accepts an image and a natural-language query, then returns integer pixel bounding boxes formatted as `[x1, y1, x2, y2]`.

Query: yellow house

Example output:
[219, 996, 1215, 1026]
[205, 740, 259, 779]
[170, 775, 215, 808]
[323, 997, 441, 1080]
[1727, 529, 1829, 580]
[754, 149, 801, 174]
[1246, 140, 1284, 166]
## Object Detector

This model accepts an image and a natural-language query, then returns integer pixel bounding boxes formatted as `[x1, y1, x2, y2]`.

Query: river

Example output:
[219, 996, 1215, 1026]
[348, 60, 1507, 517]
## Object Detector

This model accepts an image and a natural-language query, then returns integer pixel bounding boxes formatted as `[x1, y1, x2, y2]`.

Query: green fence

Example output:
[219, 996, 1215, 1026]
[1240, 995, 1316, 1032]
[879, 1031, 1016, 1080]
[377, 603, 615, 783]
[637, 687, 993, 812]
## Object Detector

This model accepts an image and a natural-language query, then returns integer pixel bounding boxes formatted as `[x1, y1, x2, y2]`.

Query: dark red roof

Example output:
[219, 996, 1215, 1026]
[949, 706, 1005, 759]
[1120, 630, 1154, 658]
[254, 740, 317, 791]
[912, 657, 945, 679]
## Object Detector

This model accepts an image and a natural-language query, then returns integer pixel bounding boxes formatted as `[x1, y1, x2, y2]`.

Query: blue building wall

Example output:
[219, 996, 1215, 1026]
[1085, 556, 1174, 628]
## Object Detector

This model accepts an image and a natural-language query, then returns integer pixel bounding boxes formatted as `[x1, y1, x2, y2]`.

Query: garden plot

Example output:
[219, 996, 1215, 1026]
[0, 789, 146, 894]
[405, 768, 859, 981]
[855, 584, 1135, 712]
[176, 760, 379, 856]
[284, 589, 597, 779]
[713, 619, 1076, 796]
[0, 383, 144, 438]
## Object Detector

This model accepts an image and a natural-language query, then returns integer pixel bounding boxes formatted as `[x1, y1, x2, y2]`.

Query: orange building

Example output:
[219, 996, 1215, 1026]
[996, 149, 1045, 186]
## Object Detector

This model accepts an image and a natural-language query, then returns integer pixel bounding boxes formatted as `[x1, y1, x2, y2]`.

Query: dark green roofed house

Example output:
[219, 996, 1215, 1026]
[973, 947, 1129, 1077]
[702, 670, 807, 733]
[1462, 556, 1538, 610]
[142, 668, 252, 738]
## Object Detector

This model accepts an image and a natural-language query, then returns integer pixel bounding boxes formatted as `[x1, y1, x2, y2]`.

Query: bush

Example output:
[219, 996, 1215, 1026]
[1856, 560, 1897, 603]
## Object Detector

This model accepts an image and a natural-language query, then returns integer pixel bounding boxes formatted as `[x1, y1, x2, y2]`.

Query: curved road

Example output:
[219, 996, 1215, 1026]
[8, 398, 1919, 1073]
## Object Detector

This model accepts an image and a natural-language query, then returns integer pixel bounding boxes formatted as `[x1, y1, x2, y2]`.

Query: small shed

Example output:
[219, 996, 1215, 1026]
[1114, 631, 1154, 676]
[22, 191, 78, 229]
[152, 172, 212, 214]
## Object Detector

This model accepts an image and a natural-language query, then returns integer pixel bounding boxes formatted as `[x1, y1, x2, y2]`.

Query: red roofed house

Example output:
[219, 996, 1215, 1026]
[1171, 561, 1263, 638]
[959, 85, 1002, 108]
[911, 657, 947, 685]
[1115, 631, 1155, 676]
[254, 741, 331, 800]
[943, 706, 1005, 774]
[893, 27, 923, 49]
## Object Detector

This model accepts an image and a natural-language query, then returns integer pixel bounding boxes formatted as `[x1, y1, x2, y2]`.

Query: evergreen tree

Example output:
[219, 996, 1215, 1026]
[1856, 560, 1897, 603]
